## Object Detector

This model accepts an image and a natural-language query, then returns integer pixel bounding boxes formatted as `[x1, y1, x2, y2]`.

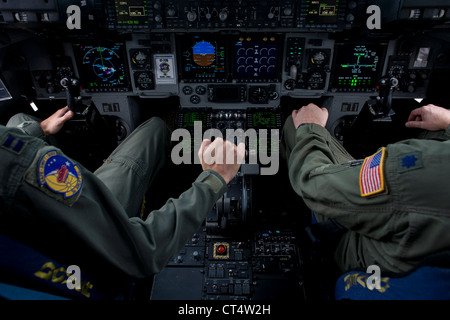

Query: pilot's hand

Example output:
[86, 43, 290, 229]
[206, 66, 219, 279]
[292, 103, 328, 129]
[198, 137, 245, 184]
[405, 104, 450, 131]
[40, 106, 74, 136]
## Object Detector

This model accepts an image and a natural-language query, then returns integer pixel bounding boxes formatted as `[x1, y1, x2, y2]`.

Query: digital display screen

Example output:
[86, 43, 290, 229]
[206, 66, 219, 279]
[176, 110, 209, 157]
[0, 78, 12, 101]
[114, 0, 149, 27]
[235, 35, 281, 82]
[216, 87, 239, 101]
[248, 111, 281, 159]
[305, 0, 340, 25]
[73, 43, 130, 92]
[179, 35, 227, 82]
[250, 111, 279, 129]
[180, 111, 208, 129]
[332, 44, 386, 92]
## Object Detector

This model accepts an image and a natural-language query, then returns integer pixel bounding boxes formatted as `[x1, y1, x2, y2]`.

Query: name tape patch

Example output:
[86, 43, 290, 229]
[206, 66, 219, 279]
[359, 147, 386, 197]
[37, 150, 83, 199]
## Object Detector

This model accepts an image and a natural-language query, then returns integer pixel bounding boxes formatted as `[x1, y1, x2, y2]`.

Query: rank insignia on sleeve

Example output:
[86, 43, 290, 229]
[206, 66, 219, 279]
[398, 152, 423, 173]
[37, 150, 83, 199]
[359, 147, 386, 197]
[1, 133, 26, 154]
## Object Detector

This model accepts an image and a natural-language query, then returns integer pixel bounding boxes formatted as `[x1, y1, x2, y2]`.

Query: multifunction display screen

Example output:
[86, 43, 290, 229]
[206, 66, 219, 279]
[332, 43, 386, 92]
[114, 0, 149, 27]
[305, 0, 340, 25]
[179, 35, 227, 82]
[73, 43, 130, 92]
[178, 33, 282, 83]
[234, 34, 281, 82]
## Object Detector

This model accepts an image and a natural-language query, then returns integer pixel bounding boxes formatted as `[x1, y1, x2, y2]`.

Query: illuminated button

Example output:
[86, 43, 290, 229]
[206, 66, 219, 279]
[216, 244, 227, 255]
[213, 242, 230, 259]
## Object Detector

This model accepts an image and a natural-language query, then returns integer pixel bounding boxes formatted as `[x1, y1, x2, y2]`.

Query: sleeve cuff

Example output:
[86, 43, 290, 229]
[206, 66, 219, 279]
[196, 170, 228, 195]
[296, 123, 330, 140]
[445, 125, 450, 139]
[17, 121, 45, 139]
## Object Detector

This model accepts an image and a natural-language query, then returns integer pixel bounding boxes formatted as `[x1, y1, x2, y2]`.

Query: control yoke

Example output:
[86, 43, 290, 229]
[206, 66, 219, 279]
[59, 76, 116, 142]
[60, 76, 84, 115]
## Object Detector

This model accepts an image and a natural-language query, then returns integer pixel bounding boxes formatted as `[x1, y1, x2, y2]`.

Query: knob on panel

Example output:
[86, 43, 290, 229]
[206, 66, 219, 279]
[219, 10, 228, 21]
[187, 11, 197, 22]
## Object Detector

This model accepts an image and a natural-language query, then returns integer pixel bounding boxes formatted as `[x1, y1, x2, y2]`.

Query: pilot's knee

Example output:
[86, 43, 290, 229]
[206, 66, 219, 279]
[148, 116, 166, 129]
[139, 117, 171, 144]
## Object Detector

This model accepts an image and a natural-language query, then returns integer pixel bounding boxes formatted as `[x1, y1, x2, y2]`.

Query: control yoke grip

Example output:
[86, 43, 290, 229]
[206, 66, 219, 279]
[60, 76, 81, 112]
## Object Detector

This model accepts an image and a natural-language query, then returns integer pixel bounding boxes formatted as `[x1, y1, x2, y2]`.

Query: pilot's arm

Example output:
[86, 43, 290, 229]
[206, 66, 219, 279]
[6, 106, 73, 139]
[285, 104, 450, 272]
[286, 104, 393, 237]
[405, 104, 450, 139]
[0, 123, 243, 279]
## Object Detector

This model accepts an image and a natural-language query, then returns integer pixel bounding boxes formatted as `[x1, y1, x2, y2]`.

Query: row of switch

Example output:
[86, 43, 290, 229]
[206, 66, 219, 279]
[207, 263, 250, 279]
[206, 281, 251, 296]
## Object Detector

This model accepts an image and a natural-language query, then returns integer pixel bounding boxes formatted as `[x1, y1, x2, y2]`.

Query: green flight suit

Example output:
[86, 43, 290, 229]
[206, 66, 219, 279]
[282, 116, 450, 274]
[0, 116, 227, 282]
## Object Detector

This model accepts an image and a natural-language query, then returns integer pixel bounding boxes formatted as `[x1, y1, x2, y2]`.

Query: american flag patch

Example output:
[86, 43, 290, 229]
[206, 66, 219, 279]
[359, 147, 386, 197]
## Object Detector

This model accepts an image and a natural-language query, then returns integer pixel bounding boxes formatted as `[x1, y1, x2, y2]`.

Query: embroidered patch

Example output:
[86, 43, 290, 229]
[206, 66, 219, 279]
[402, 155, 417, 168]
[398, 152, 423, 173]
[37, 150, 83, 199]
[1, 133, 26, 154]
[360, 147, 386, 197]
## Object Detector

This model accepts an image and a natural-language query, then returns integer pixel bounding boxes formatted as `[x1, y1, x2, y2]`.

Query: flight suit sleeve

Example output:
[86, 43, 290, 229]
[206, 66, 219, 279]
[441, 124, 450, 140]
[11, 140, 228, 279]
[419, 124, 450, 141]
[288, 123, 393, 239]
[126, 169, 228, 276]
[6, 113, 45, 139]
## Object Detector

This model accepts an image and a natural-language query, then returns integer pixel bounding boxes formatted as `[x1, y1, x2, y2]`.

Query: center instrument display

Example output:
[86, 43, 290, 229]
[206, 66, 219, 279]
[234, 34, 281, 83]
[73, 42, 130, 92]
[178, 33, 283, 83]
[179, 35, 227, 82]
[331, 43, 386, 92]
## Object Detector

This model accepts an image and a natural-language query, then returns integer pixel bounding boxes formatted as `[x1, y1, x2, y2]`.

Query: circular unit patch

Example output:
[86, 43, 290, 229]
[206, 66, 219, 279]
[37, 150, 83, 199]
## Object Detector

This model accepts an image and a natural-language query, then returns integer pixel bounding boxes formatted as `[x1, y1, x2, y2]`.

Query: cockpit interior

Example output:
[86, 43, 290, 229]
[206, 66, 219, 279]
[1, 0, 450, 304]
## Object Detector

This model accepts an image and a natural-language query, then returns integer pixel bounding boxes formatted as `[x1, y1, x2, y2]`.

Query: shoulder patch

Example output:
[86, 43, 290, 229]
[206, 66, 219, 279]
[37, 150, 83, 199]
[359, 147, 386, 197]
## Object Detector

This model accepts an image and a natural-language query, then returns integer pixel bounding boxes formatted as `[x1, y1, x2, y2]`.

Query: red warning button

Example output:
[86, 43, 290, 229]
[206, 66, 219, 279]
[216, 244, 227, 255]
[213, 242, 230, 259]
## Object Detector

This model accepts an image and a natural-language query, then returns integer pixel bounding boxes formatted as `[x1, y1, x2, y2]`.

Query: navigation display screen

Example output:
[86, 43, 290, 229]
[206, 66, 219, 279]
[331, 43, 386, 92]
[179, 35, 227, 82]
[234, 34, 281, 82]
[73, 42, 130, 92]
